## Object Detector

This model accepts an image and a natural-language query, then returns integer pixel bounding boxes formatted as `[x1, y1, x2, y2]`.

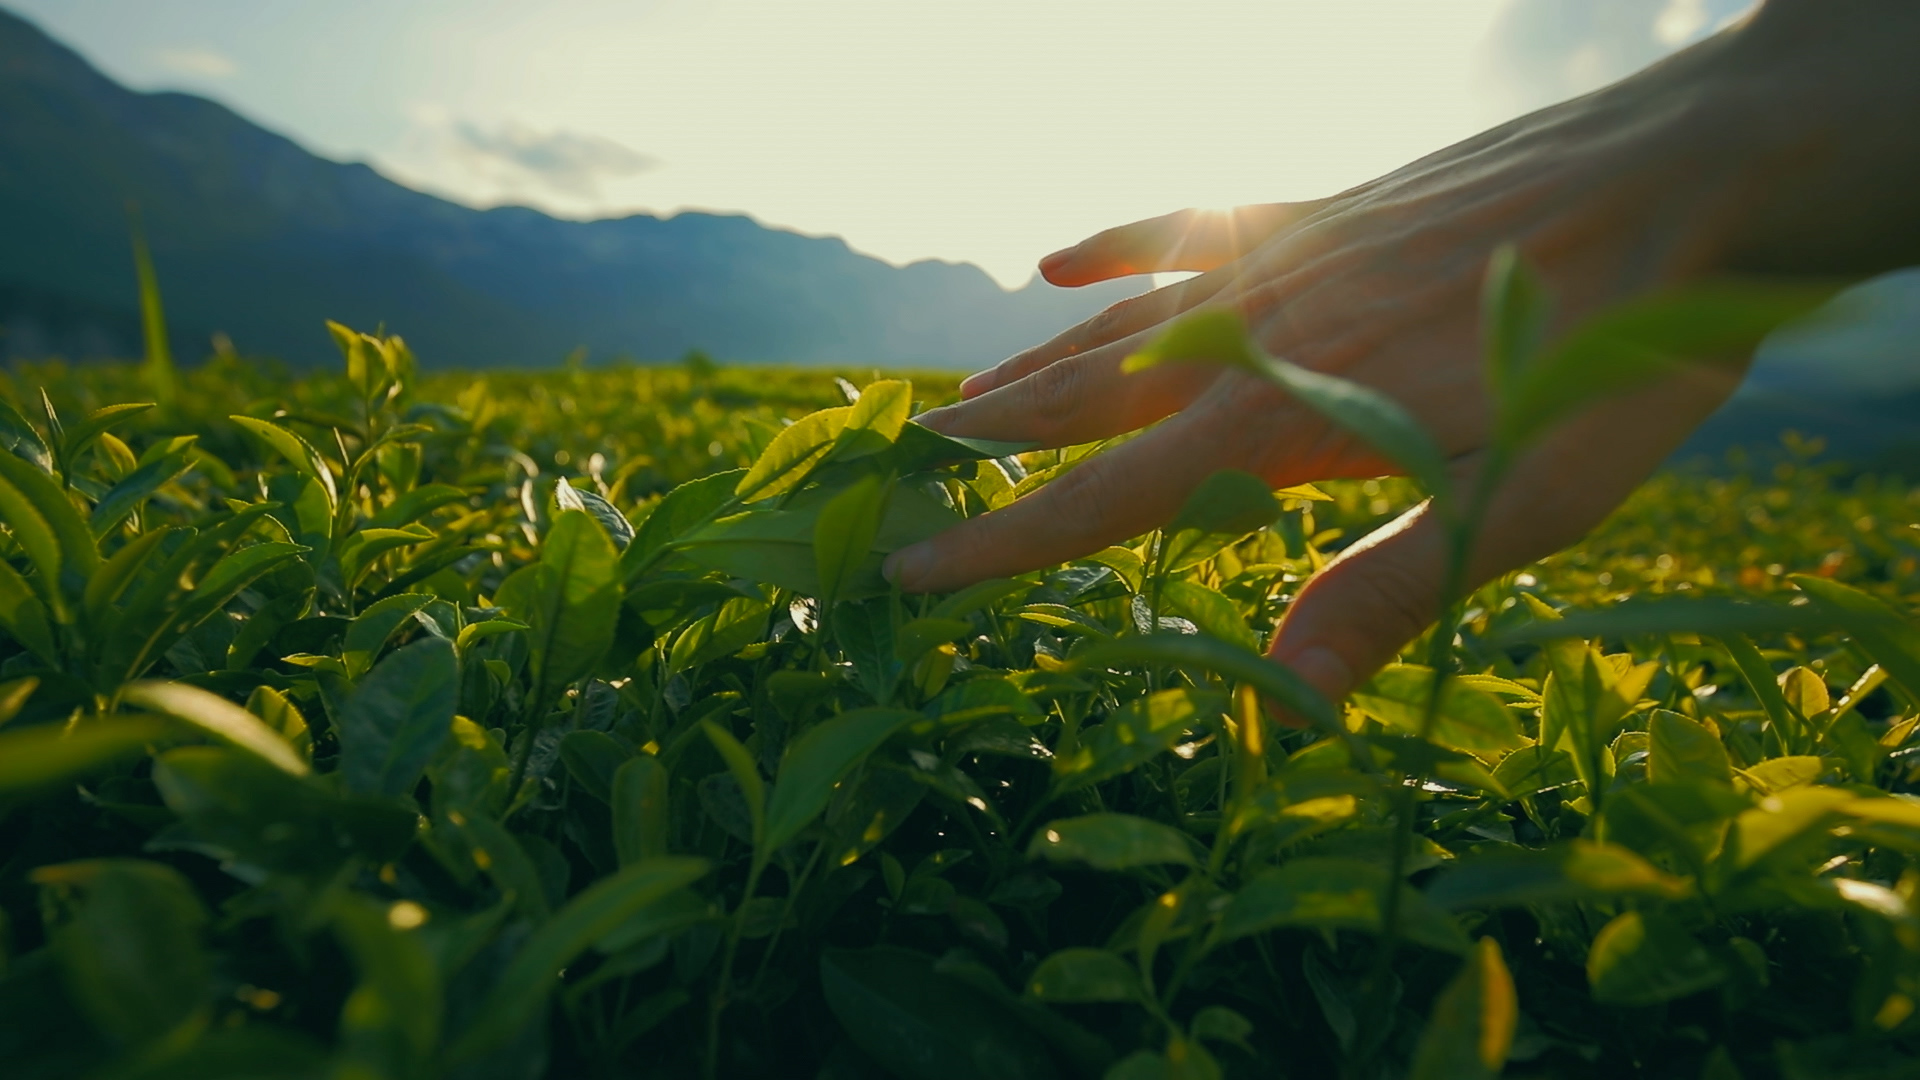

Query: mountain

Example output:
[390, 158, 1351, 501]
[0, 8, 1138, 369]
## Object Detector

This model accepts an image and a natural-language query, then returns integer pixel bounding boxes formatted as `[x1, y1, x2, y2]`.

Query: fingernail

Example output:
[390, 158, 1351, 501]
[958, 371, 993, 399]
[882, 545, 932, 591]
[1038, 247, 1075, 273]
[1277, 646, 1352, 702]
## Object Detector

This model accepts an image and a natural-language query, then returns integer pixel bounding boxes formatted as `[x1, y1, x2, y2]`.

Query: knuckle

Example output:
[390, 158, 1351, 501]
[1045, 463, 1119, 530]
[1022, 359, 1087, 433]
[1085, 299, 1138, 343]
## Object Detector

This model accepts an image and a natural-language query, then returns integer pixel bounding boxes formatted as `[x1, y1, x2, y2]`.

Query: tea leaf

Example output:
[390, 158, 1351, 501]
[1791, 575, 1920, 702]
[1069, 634, 1341, 740]
[554, 480, 636, 549]
[1212, 857, 1469, 955]
[1586, 911, 1725, 1006]
[736, 405, 853, 500]
[1028, 813, 1199, 870]
[0, 717, 168, 794]
[31, 859, 210, 1046]
[0, 557, 57, 663]
[702, 719, 766, 851]
[494, 509, 621, 709]
[820, 946, 1061, 1080]
[1349, 665, 1529, 755]
[1408, 938, 1516, 1080]
[815, 472, 890, 604]
[1423, 840, 1688, 911]
[765, 708, 919, 852]
[123, 680, 309, 776]
[1648, 708, 1732, 785]
[560, 729, 632, 803]
[339, 636, 458, 798]
[612, 755, 672, 866]
[231, 415, 338, 509]
[1027, 948, 1144, 1003]
[448, 856, 710, 1061]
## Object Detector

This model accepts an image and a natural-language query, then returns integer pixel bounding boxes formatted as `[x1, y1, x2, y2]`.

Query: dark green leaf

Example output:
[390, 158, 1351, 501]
[560, 729, 632, 803]
[1026, 948, 1143, 1003]
[1027, 813, 1199, 869]
[612, 755, 671, 866]
[30, 859, 210, 1046]
[1586, 911, 1725, 1006]
[447, 857, 710, 1062]
[820, 946, 1061, 1080]
[339, 637, 457, 798]
[765, 708, 920, 852]
[1211, 857, 1469, 954]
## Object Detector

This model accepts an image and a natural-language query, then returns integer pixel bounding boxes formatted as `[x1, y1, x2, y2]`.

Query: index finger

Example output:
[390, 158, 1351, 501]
[884, 380, 1302, 593]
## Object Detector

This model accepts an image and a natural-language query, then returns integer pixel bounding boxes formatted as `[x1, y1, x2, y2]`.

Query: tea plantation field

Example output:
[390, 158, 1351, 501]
[2, 321, 1919, 1080]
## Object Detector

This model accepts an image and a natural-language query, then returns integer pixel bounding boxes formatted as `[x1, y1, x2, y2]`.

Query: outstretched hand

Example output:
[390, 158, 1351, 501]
[882, 1, 1920, 705]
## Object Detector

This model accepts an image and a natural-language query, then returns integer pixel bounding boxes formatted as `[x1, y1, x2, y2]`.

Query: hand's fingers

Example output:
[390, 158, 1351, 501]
[925, 329, 1219, 448]
[1039, 202, 1327, 287]
[959, 273, 1227, 400]
[886, 384, 1290, 592]
[1265, 363, 1744, 704]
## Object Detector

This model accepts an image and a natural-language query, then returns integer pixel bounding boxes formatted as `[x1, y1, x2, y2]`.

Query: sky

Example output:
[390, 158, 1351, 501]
[5, 0, 1753, 288]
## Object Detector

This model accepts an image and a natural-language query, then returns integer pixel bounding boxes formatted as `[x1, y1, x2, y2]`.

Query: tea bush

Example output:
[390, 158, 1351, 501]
[2, 271, 1920, 1080]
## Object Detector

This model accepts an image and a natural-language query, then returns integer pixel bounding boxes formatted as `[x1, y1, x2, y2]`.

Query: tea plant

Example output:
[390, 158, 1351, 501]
[1, 264, 1919, 1080]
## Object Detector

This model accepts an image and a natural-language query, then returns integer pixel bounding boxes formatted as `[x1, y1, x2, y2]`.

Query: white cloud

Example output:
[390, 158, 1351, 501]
[378, 108, 661, 216]
[446, 121, 657, 199]
[1481, 0, 1756, 113]
[154, 46, 237, 79]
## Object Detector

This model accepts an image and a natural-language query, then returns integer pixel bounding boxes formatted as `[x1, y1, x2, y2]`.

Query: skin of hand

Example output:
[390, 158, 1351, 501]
[880, 0, 1920, 708]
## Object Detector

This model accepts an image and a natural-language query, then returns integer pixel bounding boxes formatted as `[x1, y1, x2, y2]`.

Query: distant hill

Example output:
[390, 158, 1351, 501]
[0, 8, 1138, 368]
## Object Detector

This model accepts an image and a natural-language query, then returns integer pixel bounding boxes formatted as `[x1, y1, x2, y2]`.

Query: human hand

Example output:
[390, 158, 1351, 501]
[881, 5, 1920, 704]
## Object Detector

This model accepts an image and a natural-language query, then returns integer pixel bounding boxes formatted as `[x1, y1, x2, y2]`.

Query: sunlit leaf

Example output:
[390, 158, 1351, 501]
[1349, 665, 1528, 755]
[1408, 938, 1516, 1080]
[230, 415, 337, 509]
[123, 680, 309, 776]
[1791, 575, 1920, 703]
[1424, 839, 1689, 911]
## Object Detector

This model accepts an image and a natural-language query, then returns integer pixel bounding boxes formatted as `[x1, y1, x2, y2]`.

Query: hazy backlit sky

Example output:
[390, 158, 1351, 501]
[5, 0, 1751, 287]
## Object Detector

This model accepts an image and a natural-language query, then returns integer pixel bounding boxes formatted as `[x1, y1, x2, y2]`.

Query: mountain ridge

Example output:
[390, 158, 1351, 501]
[0, 7, 1137, 368]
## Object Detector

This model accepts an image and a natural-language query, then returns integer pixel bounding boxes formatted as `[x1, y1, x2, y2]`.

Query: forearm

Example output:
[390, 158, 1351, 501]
[1704, 0, 1920, 274]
